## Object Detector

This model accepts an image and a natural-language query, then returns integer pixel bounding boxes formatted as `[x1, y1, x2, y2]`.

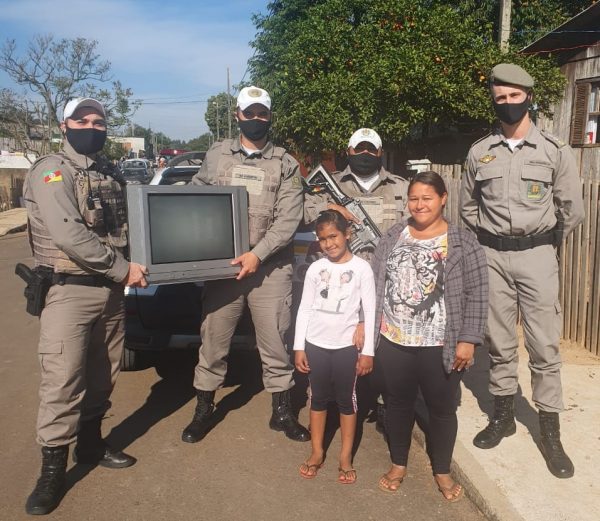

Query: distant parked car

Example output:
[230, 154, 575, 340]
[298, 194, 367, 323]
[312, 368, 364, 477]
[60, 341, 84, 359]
[121, 159, 153, 184]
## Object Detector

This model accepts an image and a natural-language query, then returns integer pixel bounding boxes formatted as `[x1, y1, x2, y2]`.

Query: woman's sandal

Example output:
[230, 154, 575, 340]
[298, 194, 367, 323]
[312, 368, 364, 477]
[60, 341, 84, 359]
[378, 472, 404, 493]
[437, 482, 464, 503]
[337, 467, 357, 484]
[299, 461, 323, 479]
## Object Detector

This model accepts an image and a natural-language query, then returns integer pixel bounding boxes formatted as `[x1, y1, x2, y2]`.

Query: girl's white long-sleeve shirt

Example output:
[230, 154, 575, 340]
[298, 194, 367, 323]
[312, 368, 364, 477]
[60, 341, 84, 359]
[293, 255, 376, 356]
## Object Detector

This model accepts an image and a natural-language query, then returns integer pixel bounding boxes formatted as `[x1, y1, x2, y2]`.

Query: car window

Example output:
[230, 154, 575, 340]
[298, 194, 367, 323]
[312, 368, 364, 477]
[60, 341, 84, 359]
[158, 167, 199, 185]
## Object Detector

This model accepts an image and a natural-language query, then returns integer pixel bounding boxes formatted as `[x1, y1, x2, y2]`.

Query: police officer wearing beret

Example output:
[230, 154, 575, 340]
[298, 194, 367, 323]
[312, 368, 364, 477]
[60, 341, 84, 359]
[23, 98, 148, 515]
[461, 64, 584, 478]
[183, 86, 310, 444]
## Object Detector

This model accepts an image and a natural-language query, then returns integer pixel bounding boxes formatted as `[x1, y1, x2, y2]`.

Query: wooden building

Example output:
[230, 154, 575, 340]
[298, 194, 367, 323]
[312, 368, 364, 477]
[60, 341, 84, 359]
[522, 2, 600, 181]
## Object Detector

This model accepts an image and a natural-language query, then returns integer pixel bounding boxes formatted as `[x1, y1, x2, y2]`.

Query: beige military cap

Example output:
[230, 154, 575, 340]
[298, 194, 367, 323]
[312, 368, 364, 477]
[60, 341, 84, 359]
[489, 63, 535, 88]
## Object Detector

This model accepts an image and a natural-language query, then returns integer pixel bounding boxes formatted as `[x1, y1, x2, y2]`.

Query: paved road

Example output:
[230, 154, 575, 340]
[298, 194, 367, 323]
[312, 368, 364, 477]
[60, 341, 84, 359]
[0, 232, 485, 521]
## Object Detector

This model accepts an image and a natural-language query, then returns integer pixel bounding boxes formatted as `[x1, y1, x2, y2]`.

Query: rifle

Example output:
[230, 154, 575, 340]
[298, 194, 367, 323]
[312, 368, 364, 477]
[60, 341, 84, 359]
[15, 263, 52, 317]
[304, 165, 382, 253]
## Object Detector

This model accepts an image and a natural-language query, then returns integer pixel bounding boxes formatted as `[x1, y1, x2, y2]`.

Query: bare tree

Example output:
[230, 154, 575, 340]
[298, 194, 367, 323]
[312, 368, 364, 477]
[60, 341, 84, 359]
[0, 88, 51, 160]
[0, 35, 140, 158]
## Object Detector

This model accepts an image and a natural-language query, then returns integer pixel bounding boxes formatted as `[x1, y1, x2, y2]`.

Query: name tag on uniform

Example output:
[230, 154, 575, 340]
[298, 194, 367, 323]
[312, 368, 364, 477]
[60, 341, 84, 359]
[357, 196, 384, 226]
[231, 165, 266, 196]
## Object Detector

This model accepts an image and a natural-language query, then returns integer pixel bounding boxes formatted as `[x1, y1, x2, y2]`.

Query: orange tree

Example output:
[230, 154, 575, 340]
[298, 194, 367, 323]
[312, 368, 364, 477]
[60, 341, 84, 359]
[249, 0, 574, 155]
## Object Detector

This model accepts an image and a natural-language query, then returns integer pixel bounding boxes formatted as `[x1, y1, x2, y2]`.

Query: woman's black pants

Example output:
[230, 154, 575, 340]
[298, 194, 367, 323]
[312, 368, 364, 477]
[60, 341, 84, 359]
[375, 335, 462, 474]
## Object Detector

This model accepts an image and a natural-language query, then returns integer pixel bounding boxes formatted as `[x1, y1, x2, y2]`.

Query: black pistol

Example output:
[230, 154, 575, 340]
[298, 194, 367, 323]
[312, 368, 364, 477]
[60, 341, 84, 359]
[15, 263, 52, 317]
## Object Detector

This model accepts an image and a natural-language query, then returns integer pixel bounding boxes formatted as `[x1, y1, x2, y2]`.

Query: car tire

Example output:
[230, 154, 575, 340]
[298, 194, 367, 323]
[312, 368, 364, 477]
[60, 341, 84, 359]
[121, 345, 150, 371]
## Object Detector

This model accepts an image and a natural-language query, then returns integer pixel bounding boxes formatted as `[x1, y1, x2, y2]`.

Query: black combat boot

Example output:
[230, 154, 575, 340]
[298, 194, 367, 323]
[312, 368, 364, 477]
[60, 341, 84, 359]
[269, 390, 310, 442]
[181, 390, 215, 443]
[25, 445, 68, 515]
[74, 416, 136, 468]
[539, 411, 574, 479]
[473, 395, 517, 449]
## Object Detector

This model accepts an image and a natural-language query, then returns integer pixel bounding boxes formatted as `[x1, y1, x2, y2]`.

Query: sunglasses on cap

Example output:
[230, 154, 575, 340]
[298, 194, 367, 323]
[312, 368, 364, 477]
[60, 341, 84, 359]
[353, 142, 379, 154]
[240, 108, 271, 119]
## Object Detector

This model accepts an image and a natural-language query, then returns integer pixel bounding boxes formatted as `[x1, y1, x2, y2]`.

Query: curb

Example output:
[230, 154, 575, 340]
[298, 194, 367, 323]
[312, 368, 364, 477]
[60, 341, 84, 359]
[412, 427, 525, 521]
[0, 208, 28, 237]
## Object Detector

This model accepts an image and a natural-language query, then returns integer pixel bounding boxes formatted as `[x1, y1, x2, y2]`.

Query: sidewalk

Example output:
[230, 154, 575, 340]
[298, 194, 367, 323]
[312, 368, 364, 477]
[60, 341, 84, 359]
[442, 339, 600, 521]
[0, 208, 27, 236]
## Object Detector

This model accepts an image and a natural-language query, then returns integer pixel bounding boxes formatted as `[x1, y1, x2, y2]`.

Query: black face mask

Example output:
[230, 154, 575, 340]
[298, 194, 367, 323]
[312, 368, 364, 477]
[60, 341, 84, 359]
[347, 153, 382, 177]
[492, 97, 530, 125]
[238, 119, 271, 141]
[66, 127, 107, 155]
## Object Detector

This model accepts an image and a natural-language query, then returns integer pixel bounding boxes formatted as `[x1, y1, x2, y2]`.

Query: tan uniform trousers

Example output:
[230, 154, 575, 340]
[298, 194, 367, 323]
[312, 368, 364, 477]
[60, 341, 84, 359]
[484, 244, 563, 412]
[194, 262, 294, 393]
[37, 282, 125, 446]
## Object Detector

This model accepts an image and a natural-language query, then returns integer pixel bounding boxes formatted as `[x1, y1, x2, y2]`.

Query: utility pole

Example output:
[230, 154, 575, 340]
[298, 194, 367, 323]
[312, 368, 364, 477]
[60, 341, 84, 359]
[499, 0, 512, 53]
[227, 67, 232, 139]
[214, 100, 220, 141]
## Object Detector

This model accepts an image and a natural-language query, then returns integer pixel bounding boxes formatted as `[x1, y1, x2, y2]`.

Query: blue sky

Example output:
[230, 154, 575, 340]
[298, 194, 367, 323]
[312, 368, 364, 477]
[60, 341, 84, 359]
[0, 0, 271, 140]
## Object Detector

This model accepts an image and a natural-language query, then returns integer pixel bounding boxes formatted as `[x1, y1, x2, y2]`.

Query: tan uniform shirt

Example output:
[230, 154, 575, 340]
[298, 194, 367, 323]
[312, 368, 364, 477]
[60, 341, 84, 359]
[304, 165, 409, 234]
[23, 141, 130, 282]
[461, 123, 584, 237]
[192, 138, 303, 262]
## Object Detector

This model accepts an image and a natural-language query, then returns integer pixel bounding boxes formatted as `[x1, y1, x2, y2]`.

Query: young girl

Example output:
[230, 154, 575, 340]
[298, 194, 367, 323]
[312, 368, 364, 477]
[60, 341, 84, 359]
[294, 210, 376, 484]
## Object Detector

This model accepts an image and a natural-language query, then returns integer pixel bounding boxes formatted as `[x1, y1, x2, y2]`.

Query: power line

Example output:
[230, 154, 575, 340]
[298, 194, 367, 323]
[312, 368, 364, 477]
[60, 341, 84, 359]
[137, 99, 210, 105]
[132, 94, 212, 101]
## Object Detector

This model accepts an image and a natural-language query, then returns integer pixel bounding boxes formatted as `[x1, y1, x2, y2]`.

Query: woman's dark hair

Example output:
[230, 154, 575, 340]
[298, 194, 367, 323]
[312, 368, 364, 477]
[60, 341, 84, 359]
[315, 209, 350, 234]
[408, 170, 447, 197]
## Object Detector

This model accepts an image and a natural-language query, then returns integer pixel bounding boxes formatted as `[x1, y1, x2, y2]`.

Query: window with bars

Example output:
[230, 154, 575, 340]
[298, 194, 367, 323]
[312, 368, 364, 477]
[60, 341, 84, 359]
[570, 79, 600, 146]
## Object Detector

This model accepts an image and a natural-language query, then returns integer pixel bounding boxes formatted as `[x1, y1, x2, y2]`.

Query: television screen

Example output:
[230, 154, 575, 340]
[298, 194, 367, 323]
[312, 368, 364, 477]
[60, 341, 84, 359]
[148, 194, 235, 264]
[126, 185, 249, 284]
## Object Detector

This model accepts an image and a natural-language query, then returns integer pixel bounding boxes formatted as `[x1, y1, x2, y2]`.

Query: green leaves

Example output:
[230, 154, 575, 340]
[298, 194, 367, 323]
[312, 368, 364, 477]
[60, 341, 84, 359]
[204, 92, 238, 140]
[249, 0, 577, 155]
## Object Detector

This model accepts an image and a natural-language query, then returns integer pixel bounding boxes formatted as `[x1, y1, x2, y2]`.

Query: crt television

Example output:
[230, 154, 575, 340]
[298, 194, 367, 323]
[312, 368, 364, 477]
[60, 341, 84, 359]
[126, 184, 249, 284]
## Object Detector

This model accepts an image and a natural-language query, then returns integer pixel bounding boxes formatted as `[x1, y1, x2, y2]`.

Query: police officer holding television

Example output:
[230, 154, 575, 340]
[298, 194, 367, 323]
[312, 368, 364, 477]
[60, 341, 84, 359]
[22, 97, 148, 515]
[461, 64, 584, 478]
[184, 86, 310, 443]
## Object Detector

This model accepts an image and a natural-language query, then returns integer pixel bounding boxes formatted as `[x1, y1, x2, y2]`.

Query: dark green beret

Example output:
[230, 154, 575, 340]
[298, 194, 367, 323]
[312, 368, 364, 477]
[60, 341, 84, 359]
[490, 63, 534, 88]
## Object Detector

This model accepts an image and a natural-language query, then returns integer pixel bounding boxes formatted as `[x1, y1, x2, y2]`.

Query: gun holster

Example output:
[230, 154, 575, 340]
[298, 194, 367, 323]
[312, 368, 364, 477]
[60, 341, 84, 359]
[553, 211, 565, 248]
[15, 263, 53, 316]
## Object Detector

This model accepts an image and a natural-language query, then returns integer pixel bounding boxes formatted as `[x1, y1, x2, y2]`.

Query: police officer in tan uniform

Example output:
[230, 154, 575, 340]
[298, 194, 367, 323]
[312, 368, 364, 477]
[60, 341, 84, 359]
[461, 64, 584, 478]
[304, 128, 409, 433]
[182, 86, 310, 443]
[22, 98, 148, 515]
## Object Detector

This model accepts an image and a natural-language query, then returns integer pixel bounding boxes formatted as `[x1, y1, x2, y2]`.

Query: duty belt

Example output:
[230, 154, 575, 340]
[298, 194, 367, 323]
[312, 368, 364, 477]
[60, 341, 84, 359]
[476, 230, 555, 251]
[51, 273, 116, 288]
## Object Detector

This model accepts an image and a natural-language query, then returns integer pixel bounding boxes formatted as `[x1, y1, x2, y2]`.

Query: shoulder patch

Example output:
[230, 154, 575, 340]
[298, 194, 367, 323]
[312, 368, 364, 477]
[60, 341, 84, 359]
[43, 169, 63, 183]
